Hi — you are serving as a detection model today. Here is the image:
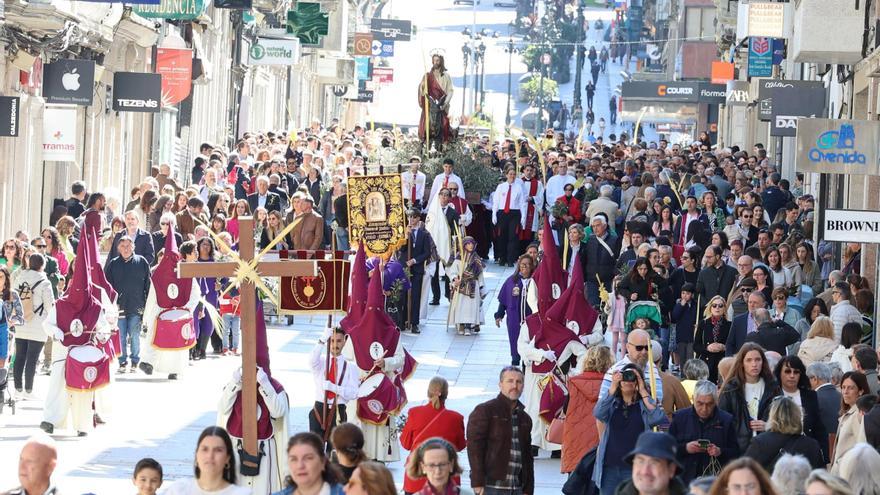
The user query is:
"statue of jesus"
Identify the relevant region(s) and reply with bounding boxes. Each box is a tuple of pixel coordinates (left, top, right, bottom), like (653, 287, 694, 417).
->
(418, 53, 453, 148)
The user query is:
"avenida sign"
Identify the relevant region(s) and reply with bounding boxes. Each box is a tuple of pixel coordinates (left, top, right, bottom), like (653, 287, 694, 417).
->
(796, 118, 880, 176)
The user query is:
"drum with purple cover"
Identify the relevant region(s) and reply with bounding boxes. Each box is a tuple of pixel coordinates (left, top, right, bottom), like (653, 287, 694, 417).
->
(152, 308, 196, 350)
(356, 372, 402, 425)
(65, 345, 111, 392)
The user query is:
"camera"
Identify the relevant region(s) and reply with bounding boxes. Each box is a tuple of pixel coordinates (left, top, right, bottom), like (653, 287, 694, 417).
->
(622, 369, 638, 382)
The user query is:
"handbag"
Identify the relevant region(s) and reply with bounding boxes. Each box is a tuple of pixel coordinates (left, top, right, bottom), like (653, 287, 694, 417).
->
(545, 411, 566, 444)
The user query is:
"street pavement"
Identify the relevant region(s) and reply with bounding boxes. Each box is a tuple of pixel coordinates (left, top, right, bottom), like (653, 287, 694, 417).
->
(0, 260, 571, 494)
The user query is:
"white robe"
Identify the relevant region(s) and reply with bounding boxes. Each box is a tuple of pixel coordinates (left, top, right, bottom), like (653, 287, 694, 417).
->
(94, 287, 119, 419)
(217, 376, 290, 495)
(446, 260, 485, 325)
(41, 306, 111, 434)
(341, 338, 405, 462)
(516, 283, 602, 450)
(427, 173, 465, 210)
(520, 178, 545, 234)
(140, 279, 201, 376)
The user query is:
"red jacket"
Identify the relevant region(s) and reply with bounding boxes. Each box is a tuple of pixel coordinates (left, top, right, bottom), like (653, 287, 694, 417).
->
(555, 195, 582, 223)
(400, 404, 467, 493)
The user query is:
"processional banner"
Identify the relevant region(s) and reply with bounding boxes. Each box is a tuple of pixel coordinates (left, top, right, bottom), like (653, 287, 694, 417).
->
(347, 174, 407, 257)
(278, 250, 350, 314)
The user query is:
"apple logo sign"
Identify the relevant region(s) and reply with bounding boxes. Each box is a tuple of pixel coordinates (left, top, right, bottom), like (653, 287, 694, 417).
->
(62, 68, 81, 92)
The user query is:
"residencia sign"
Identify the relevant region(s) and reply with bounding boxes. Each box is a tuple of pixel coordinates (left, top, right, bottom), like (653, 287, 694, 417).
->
(132, 0, 205, 20)
(824, 209, 880, 244)
(795, 118, 880, 176)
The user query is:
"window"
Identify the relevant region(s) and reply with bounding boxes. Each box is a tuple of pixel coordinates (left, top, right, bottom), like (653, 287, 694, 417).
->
(684, 7, 715, 39)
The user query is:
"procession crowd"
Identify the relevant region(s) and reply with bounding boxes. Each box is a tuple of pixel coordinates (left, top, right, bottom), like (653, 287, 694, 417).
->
(2, 119, 879, 495)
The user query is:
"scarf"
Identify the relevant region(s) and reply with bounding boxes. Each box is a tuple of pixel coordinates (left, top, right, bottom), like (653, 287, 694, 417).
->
(417, 482, 459, 495)
(710, 316, 722, 342)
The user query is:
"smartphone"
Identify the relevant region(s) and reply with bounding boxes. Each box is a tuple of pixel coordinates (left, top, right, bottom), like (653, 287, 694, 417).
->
(698, 439, 710, 450)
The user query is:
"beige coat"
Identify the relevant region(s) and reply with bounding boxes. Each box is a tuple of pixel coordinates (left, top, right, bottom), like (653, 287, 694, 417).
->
(831, 404, 866, 474)
(797, 337, 839, 367)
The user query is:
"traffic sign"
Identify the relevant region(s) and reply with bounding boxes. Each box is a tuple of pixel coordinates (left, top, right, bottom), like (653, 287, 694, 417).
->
(354, 33, 373, 56)
(541, 53, 552, 65)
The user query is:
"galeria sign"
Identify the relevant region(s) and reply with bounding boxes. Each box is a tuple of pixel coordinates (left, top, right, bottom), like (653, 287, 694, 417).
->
(824, 209, 880, 244)
(795, 118, 880, 176)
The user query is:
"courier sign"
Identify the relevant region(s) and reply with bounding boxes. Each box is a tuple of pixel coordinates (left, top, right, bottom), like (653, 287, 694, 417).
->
(658, 85, 693, 96)
(796, 118, 880, 176)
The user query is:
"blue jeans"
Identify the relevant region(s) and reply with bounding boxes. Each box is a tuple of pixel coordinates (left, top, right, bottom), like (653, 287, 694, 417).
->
(222, 314, 241, 350)
(600, 464, 631, 495)
(335, 228, 350, 252)
(118, 314, 142, 366)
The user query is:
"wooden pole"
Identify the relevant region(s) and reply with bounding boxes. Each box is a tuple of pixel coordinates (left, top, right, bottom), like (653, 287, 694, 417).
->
(236, 218, 259, 467)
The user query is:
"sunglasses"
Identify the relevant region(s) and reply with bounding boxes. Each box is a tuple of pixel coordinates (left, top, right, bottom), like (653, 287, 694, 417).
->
(33, 244, 46, 248)
(741, 288, 754, 293)
(628, 343, 649, 352)
(782, 368, 801, 375)
(774, 295, 786, 300)
(711, 303, 725, 308)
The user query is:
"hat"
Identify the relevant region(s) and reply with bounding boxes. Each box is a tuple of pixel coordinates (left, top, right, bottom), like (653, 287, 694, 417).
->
(740, 277, 758, 289)
(624, 432, 682, 471)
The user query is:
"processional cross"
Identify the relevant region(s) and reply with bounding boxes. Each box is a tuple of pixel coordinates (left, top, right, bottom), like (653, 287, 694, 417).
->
(178, 217, 317, 469)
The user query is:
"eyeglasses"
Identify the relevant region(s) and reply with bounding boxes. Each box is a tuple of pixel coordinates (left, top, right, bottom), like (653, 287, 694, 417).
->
(33, 244, 46, 249)
(782, 368, 801, 375)
(711, 303, 725, 308)
(628, 343, 649, 352)
(422, 462, 451, 471)
(774, 295, 786, 300)
(742, 214, 752, 219)
(3, 245, 15, 250)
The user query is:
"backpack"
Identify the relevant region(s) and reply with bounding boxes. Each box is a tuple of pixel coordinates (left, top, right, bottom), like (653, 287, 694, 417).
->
(18, 279, 45, 323)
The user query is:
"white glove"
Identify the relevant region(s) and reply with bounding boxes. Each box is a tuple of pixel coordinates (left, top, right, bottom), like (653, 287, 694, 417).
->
(232, 367, 243, 384)
(324, 380, 339, 394)
(543, 349, 558, 362)
(256, 367, 271, 388)
(321, 326, 334, 342)
(53, 328, 64, 341)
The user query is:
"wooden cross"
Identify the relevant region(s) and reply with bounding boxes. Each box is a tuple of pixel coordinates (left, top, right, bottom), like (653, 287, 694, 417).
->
(177, 217, 318, 468)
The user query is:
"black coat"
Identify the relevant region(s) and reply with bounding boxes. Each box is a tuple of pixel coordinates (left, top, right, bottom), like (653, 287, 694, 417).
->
(694, 318, 731, 383)
(562, 447, 598, 495)
(744, 321, 800, 355)
(744, 431, 824, 472)
(725, 312, 750, 357)
(151, 231, 183, 264)
(400, 226, 432, 277)
(817, 384, 843, 435)
(108, 229, 156, 266)
(247, 191, 282, 214)
(718, 377, 778, 453)
(584, 233, 619, 285)
(696, 263, 738, 308)
(668, 407, 740, 483)
(768, 387, 828, 461)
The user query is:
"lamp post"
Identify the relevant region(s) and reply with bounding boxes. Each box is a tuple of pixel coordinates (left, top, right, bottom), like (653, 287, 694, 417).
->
(536, 51, 551, 135)
(504, 37, 519, 127)
(461, 43, 471, 117)
(477, 41, 487, 112)
(572, 1, 585, 112)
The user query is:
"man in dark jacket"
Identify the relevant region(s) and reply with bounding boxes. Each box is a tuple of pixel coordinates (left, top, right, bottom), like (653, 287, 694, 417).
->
(668, 381, 739, 484)
(247, 176, 282, 213)
(695, 246, 737, 310)
(108, 210, 155, 265)
(726, 291, 766, 357)
(760, 173, 787, 220)
(744, 309, 800, 355)
(613, 432, 688, 495)
(807, 362, 842, 439)
(104, 236, 152, 372)
(584, 214, 619, 307)
(399, 209, 433, 334)
(467, 366, 534, 495)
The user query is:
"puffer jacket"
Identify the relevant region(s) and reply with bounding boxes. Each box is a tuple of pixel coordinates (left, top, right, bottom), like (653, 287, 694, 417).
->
(562, 371, 603, 473)
(718, 377, 778, 454)
(798, 337, 838, 367)
(10, 269, 54, 342)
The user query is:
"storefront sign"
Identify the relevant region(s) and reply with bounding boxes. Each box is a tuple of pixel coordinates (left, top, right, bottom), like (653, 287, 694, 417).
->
(372, 67, 393, 84)
(347, 174, 407, 257)
(795, 118, 880, 175)
(711, 61, 735, 84)
(770, 87, 826, 136)
(748, 37, 773, 77)
(0, 97, 20, 137)
(726, 80, 751, 106)
(372, 39, 394, 57)
(747, 2, 786, 38)
(621, 81, 725, 104)
(132, 0, 205, 19)
(286, 2, 329, 46)
(42, 59, 95, 106)
(112, 72, 161, 113)
(248, 38, 301, 66)
(42, 107, 78, 162)
(355, 56, 371, 81)
(354, 33, 373, 56)
(370, 18, 412, 41)
(156, 48, 193, 106)
(823, 209, 880, 243)
(757, 79, 824, 121)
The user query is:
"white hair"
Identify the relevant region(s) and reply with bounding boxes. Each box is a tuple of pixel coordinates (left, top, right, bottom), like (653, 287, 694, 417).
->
(693, 380, 718, 399)
(644, 187, 657, 201)
(600, 184, 613, 197)
(772, 454, 812, 495)
(838, 444, 880, 495)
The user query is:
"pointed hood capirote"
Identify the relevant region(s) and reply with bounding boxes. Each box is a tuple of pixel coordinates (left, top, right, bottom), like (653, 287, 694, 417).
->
(533, 217, 566, 313)
(55, 220, 103, 347)
(83, 209, 117, 303)
(339, 242, 367, 334)
(546, 254, 599, 338)
(152, 220, 189, 308)
(346, 260, 400, 371)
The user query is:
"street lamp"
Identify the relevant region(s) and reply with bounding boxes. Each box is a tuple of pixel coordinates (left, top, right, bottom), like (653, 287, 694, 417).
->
(477, 41, 487, 112)
(504, 37, 519, 127)
(461, 43, 471, 116)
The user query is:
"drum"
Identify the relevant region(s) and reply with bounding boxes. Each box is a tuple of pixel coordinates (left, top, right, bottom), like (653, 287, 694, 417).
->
(356, 372, 402, 425)
(152, 308, 196, 351)
(98, 330, 120, 360)
(65, 344, 111, 392)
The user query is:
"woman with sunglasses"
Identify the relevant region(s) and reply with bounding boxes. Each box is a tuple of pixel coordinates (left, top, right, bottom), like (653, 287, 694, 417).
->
(40, 227, 69, 278)
(694, 295, 730, 384)
(592, 362, 665, 495)
(719, 343, 778, 453)
(770, 356, 828, 460)
(0, 239, 22, 272)
(830, 371, 869, 474)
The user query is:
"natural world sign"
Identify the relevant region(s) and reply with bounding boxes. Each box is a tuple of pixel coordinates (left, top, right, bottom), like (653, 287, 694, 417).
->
(347, 174, 407, 257)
